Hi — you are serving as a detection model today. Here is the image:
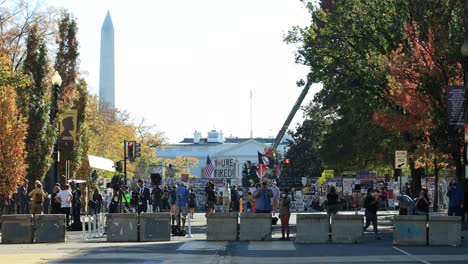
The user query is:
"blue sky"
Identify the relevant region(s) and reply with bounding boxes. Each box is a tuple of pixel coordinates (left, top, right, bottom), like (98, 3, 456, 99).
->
(47, 0, 321, 143)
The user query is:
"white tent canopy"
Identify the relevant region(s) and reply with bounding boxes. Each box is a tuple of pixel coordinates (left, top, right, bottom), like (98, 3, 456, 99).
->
(88, 155, 115, 172)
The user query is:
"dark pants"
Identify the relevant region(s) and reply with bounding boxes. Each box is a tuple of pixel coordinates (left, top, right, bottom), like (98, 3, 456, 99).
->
(61, 207, 71, 227)
(153, 200, 161, 212)
(364, 212, 378, 234)
(399, 208, 408, 215)
(138, 205, 147, 214)
(17, 202, 29, 214)
(448, 206, 464, 217)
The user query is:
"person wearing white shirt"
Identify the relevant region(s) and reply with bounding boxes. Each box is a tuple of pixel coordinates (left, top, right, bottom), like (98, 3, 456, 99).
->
(55, 184, 73, 228)
(222, 183, 231, 213)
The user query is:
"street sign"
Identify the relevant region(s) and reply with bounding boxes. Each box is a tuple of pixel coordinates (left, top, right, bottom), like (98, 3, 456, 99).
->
(395, 150, 407, 169)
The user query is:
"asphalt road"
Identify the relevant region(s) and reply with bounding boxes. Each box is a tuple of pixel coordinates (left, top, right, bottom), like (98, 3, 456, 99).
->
(1, 213, 467, 264)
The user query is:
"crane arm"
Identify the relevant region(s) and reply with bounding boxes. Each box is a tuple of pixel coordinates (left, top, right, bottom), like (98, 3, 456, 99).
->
(271, 79, 312, 151)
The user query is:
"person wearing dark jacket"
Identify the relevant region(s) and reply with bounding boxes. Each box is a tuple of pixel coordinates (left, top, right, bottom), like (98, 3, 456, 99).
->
(447, 178, 464, 218)
(363, 188, 381, 240)
(135, 179, 151, 214)
(415, 188, 431, 218)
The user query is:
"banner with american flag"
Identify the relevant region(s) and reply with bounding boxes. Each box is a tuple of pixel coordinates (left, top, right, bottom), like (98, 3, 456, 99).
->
(204, 155, 214, 177)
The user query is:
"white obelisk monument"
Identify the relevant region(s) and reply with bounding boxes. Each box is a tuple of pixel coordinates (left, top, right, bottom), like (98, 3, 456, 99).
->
(99, 11, 115, 109)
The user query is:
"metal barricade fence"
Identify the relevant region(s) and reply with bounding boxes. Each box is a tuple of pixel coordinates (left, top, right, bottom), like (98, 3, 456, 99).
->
(81, 213, 105, 240)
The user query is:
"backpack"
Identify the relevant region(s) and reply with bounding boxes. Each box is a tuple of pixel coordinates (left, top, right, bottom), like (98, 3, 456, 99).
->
(35, 192, 44, 204)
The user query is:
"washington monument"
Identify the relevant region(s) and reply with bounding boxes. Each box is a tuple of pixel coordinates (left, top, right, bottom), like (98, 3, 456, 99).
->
(99, 11, 115, 109)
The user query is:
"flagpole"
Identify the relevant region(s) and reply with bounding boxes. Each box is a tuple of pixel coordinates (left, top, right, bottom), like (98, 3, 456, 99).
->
(250, 89, 253, 139)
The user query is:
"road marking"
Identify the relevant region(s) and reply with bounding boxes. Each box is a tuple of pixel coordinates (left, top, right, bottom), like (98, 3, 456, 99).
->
(177, 241, 226, 251)
(392, 246, 431, 264)
(248, 241, 296, 251)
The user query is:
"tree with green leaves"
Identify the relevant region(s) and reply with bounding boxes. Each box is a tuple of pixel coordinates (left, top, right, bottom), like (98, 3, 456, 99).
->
(285, 102, 326, 178)
(286, 0, 407, 172)
(54, 10, 81, 181)
(20, 25, 55, 183)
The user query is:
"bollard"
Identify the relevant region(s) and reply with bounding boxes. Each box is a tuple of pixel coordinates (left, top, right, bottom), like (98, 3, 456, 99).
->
(93, 215, 97, 237)
(81, 215, 87, 241)
(185, 214, 192, 238)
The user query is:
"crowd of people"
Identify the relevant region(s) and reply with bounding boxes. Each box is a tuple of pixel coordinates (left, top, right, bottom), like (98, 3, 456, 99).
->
(7, 179, 78, 229)
(4, 175, 465, 241)
(396, 178, 466, 220)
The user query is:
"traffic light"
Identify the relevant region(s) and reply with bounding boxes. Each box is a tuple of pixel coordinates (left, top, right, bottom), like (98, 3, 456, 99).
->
(115, 161, 123, 172)
(284, 158, 290, 165)
(135, 142, 141, 157)
(127, 141, 135, 162)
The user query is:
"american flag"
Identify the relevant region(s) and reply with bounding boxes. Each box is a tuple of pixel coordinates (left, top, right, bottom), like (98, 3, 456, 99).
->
(204, 155, 214, 177)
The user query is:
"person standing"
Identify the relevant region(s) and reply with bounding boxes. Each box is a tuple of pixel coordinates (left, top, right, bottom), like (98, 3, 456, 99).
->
(415, 188, 431, 217)
(56, 184, 73, 228)
(205, 181, 216, 214)
(136, 179, 151, 214)
(175, 182, 190, 229)
(230, 185, 239, 212)
(253, 182, 273, 213)
(363, 188, 381, 240)
(447, 178, 464, 217)
(397, 193, 413, 215)
(92, 188, 103, 214)
(270, 182, 280, 216)
(279, 189, 291, 240)
(16, 179, 29, 214)
(169, 184, 177, 214)
(222, 183, 231, 213)
(50, 184, 62, 214)
(246, 192, 253, 212)
(188, 187, 197, 219)
(161, 186, 170, 212)
(28, 182, 47, 215)
(151, 185, 163, 212)
(326, 186, 339, 217)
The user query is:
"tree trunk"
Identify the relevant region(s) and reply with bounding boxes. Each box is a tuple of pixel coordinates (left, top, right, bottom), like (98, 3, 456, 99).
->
(409, 158, 421, 198)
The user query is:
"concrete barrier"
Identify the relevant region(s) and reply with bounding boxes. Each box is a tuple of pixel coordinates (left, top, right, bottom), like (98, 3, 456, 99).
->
(428, 216, 461, 246)
(34, 214, 66, 243)
(207, 213, 238, 241)
(106, 213, 138, 242)
(239, 213, 271, 241)
(393, 215, 427, 245)
(296, 213, 329, 243)
(331, 214, 363, 243)
(1, 214, 34, 244)
(139, 213, 171, 242)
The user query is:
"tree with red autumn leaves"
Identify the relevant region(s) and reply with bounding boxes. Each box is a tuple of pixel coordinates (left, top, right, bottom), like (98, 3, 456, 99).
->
(373, 21, 463, 199)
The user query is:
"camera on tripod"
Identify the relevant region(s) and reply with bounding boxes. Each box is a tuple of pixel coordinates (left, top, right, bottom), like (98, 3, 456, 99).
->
(111, 175, 125, 191)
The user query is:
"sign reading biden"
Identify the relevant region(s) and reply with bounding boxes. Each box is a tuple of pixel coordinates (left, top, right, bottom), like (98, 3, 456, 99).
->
(213, 158, 236, 178)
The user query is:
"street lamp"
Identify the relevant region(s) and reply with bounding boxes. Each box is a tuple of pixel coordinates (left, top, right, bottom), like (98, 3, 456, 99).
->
(52, 71, 62, 185)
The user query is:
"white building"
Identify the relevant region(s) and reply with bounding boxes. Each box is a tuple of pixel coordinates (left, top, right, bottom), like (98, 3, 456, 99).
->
(156, 130, 288, 184)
